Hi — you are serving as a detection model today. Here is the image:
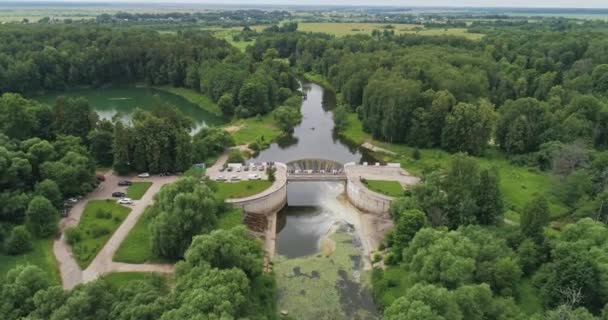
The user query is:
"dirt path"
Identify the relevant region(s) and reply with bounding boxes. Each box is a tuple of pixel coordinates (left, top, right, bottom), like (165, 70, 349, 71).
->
(54, 172, 178, 289)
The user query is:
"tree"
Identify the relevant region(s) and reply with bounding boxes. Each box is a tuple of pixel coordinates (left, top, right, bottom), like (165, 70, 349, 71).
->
(391, 209, 427, 261)
(521, 196, 550, 244)
(4, 226, 32, 255)
(218, 93, 235, 117)
(0, 265, 50, 320)
(87, 123, 114, 167)
(442, 101, 496, 156)
(443, 154, 480, 228)
(273, 105, 302, 132)
(496, 98, 549, 154)
(475, 168, 503, 225)
(518, 239, 542, 275)
(25, 196, 58, 237)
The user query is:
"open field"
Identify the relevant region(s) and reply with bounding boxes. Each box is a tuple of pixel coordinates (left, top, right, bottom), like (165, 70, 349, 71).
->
(212, 180, 273, 199)
(70, 200, 131, 268)
(362, 179, 405, 197)
(0, 238, 60, 285)
(200, 25, 267, 51)
(341, 113, 569, 220)
(297, 22, 483, 40)
(228, 114, 283, 146)
(127, 182, 153, 200)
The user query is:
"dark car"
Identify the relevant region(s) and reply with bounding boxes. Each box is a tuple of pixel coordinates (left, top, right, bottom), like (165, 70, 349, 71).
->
(61, 208, 69, 218)
(112, 191, 126, 198)
(118, 180, 132, 186)
(96, 174, 106, 182)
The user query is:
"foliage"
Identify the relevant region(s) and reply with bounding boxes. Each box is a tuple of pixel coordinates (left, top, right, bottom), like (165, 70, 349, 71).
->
(4, 226, 32, 255)
(25, 196, 58, 237)
(273, 105, 302, 132)
(149, 178, 221, 260)
(520, 196, 550, 244)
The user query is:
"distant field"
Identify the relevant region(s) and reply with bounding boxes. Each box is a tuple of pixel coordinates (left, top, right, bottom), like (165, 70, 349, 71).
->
(200, 25, 267, 52)
(297, 22, 483, 40)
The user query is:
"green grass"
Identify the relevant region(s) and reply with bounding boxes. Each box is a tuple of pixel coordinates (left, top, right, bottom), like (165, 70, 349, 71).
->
(297, 22, 483, 40)
(372, 266, 414, 309)
(213, 180, 273, 199)
(157, 86, 223, 116)
(218, 208, 244, 230)
(362, 179, 405, 197)
(303, 72, 333, 90)
(126, 182, 153, 200)
(201, 26, 267, 52)
(0, 238, 60, 285)
(71, 200, 131, 269)
(113, 209, 160, 264)
(102, 272, 170, 289)
(340, 112, 569, 220)
(515, 279, 543, 315)
(227, 114, 283, 146)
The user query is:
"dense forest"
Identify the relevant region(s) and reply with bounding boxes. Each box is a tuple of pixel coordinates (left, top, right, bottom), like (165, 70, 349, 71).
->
(3, 10, 608, 320)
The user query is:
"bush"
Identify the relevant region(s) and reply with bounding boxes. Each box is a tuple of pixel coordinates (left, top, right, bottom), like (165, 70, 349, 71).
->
(95, 208, 112, 219)
(65, 227, 82, 245)
(5, 226, 32, 255)
(412, 148, 421, 160)
(90, 225, 111, 238)
(227, 149, 245, 164)
(373, 252, 382, 263)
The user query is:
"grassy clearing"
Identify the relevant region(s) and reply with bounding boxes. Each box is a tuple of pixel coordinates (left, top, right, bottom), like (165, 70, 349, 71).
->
(362, 179, 405, 197)
(212, 180, 273, 199)
(70, 200, 131, 268)
(201, 26, 267, 52)
(102, 272, 170, 289)
(157, 86, 223, 116)
(227, 114, 283, 146)
(297, 22, 483, 40)
(218, 208, 244, 230)
(303, 72, 333, 90)
(127, 182, 152, 200)
(0, 238, 60, 285)
(340, 113, 569, 220)
(372, 266, 414, 309)
(113, 209, 159, 264)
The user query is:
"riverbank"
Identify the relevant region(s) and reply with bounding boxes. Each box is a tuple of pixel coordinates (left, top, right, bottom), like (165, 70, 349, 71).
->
(338, 111, 569, 221)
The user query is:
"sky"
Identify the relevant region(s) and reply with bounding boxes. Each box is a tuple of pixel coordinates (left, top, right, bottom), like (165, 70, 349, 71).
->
(20, 0, 608, 9)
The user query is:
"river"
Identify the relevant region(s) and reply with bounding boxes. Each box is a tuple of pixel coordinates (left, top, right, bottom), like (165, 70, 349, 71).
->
(252, 83, 379, 319)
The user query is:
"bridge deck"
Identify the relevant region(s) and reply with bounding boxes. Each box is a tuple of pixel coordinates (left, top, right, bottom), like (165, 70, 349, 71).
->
(287, 174, 347, 182)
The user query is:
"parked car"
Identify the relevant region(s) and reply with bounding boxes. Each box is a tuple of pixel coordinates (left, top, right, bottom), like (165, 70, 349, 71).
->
(219, 167, 226, 172)
(227, 167, 233, 172)
(118, 198, 133, 205)
(230, 175, 241, 181)
(244, 166, 249, 172)
(61, 208, 69, 218)
(118, 180, 132, 186)
(66, 198, 78, 204)
(248, 174, 261, 180)
(112, 191, 126, 198)
(216, 175, 226, 182)
(258, 166, 265, 171)
(138, 173, 150, 178)
(236, 166, 242, 172)
(96, 174, 106, 182)
(63, 202, 73, 209)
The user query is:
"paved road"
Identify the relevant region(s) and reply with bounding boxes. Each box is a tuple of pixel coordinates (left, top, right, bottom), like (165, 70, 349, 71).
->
(54, 171, 177, 289)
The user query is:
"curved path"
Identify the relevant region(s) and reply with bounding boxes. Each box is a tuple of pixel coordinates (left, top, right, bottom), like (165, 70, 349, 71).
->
(54, 171, 177, 289)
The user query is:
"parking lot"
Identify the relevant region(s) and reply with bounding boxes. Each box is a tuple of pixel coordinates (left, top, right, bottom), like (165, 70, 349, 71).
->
(206, 157, 275, 182)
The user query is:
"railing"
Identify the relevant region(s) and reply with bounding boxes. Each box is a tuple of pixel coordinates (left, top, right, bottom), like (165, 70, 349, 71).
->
(287, 173, 347, 181)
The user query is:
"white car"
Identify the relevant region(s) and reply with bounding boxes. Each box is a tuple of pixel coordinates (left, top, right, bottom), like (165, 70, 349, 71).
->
(248, 174, 261, 180)
(216, 175, 226, 182)
(230, 175, 241, 182)
(118, 198, 133, 205)
(138, 173, 150, 178)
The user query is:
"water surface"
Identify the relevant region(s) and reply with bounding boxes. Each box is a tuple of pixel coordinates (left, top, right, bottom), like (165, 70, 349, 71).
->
(33, 87, 224, 133)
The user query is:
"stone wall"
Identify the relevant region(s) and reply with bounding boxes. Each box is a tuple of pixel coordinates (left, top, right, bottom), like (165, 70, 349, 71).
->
(345, 178, 393, 214)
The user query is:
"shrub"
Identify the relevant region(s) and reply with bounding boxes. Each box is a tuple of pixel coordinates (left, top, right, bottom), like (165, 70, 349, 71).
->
(65, 227, 82, 245)
(5, 226, 32, 255)
(412, 148, 421, 160)
(95, 208, 112, 219)
(90, 225, 111, 238)
(227, 150, 245, 164)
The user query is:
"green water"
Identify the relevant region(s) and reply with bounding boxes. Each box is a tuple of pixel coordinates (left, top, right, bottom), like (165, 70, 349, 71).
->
(33, 87, 224, 133)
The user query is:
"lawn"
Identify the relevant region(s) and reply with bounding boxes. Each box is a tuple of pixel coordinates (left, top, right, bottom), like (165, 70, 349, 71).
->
(340, 112, 569, 220)
(297, 22, 483, 40)
(113, 209, 159, 264)
(69, 200, 131, 268)
(127, 182, 153, 200)
(362, 179, 405, 197)
(218, 208, 244, 230)
(157, 86, 223, 116)
(227, 114, 283, 146)
(102, 272, 169, 289)
(0, 238, 60, 285)
(213, 180, 273, 199)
